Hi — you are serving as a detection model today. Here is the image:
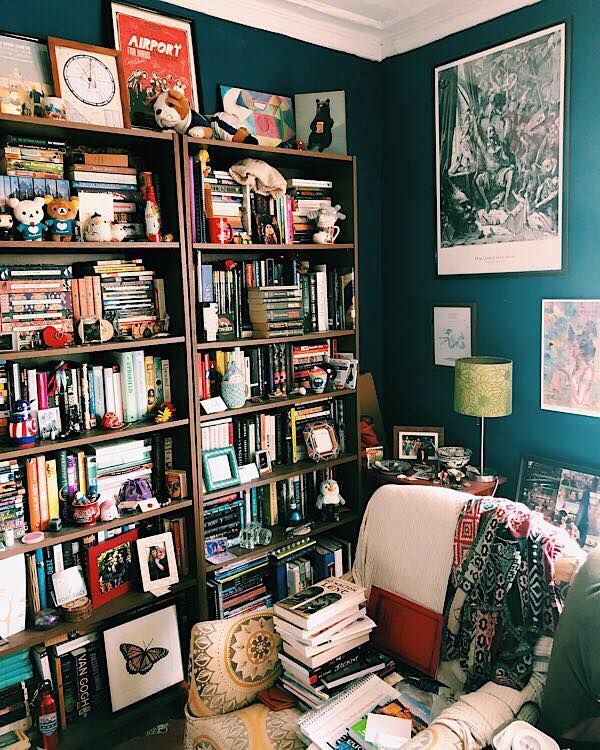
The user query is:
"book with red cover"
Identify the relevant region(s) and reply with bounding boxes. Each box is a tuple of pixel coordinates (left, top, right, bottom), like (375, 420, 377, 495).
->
(367, 586, 443, 677)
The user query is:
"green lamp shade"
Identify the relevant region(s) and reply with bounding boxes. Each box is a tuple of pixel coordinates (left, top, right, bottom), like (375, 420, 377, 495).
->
(454, 357, 513, 418)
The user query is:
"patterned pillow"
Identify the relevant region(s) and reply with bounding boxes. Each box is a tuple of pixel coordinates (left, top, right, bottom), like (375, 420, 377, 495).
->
(187, 609, 282, 717)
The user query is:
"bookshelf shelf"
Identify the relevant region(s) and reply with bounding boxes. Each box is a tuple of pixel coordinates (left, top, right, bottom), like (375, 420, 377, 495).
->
(205, 511, 360, 572)
(0, 418, 189, 460)
(198, 388, 355, 422)
(186, 135, 353, 162)
(197, 329, 355, 351)
(202, 452, 358, 502)
(0, 336, 186, 361)
(194, 243, 354, 251)
(0, 499, 193, 561)
(0, 577, 196, 657)
(0, 241, 179, 251)
(0, 112, 172, 142)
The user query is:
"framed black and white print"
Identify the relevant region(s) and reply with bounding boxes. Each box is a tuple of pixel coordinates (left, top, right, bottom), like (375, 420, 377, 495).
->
(433, 303, 476, 366)
(435, 23, 568, 275)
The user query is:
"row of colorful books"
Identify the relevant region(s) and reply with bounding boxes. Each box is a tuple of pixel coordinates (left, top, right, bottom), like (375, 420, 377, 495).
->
(0, 136, 65, 179)
(200, 399, 347, 465)
(203, 466, 338, 543)
(0, 650, 34, 738)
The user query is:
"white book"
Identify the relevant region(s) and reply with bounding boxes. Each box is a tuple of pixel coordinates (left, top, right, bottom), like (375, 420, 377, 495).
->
(113, 371, 124, 423)
(96, 448, 152, 470)
(314, 267, 329, 331)
(69, 170, 137, 185)
(274, 606, 365, 646)
(92, 365, 105, 420)
(132, 349, 147, 420)
(103, 367, 116, 414)
(52, 542, 64, 573)
(274, 577, 366, 632)
(279, 616, 376, 658)
(53, 631, 98, 657)
(283, 633, 370, 670)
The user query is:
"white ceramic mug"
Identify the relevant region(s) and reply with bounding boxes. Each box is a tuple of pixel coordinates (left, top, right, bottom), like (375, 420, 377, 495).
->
(313, 226, 340, 244)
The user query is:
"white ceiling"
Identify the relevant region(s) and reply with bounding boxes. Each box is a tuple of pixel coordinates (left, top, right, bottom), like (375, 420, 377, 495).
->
(174, 0, 541, 60)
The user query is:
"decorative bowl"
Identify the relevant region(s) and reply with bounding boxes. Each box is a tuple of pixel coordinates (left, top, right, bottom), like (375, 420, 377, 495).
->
(437, 446, 472, 470)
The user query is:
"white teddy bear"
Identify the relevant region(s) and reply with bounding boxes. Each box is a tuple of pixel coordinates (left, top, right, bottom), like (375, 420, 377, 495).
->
(8, 197, 47, 241)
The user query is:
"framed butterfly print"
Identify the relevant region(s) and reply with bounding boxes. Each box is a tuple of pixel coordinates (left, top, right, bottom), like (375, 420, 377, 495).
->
(87, 529, 138, 608)
(103, 605, 184, 711)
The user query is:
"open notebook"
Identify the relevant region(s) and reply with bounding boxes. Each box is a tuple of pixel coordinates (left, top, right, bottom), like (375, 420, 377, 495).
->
(297, 674, 400, 750)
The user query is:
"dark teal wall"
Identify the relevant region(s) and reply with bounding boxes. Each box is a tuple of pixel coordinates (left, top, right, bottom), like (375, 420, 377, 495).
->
(4, 1, 383, 380)
(381, 0, 600, 495)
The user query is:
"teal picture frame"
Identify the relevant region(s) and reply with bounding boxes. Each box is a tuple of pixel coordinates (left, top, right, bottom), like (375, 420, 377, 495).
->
(202, 446, 240, 492)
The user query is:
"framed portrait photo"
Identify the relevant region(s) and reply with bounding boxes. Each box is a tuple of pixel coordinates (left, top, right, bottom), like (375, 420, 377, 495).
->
(0, 32, 54, 116)
(541, 299, 600, 418)
(202, 446, 240, 493)
(516, 454, 600, 551)
(87, 529, 138, 608)
(48, 37, 130, 128)
(435, 23, 568, 276)
(136, 532, 178, 593)
(111, 1, 200, 129)
(393, 426, 444, 460)
(433, 304, 476, 366)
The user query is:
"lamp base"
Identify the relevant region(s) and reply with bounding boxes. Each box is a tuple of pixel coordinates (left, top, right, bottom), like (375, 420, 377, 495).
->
(467, 467, 499, 483)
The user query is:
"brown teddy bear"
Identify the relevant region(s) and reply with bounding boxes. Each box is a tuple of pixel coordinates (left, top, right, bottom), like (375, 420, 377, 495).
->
(44, 196, 79, 242)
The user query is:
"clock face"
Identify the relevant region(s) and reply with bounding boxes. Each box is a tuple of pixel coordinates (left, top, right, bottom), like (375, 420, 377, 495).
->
(63, 54, 116, 107)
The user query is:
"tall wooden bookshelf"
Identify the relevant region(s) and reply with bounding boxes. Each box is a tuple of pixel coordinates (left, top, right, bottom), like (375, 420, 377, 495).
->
(0, 115, 198, 745)
(181, 136, 362, 618)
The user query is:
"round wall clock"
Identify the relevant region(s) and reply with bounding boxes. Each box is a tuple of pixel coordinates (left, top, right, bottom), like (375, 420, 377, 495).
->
(63, 54, 116, 107)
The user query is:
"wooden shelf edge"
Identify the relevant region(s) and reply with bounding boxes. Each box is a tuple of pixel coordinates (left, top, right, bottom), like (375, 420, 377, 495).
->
(0, 241, 179, 251)
(198, 388, 356, 422)
(186, 135, 353, 162)
(0, 578, 196, 656)
(0, 418, 189, 460)
(201, 452, 358, 502)
(197, 329, 355, 351)
(0, 499, 194, 561)
(205, 512, 360, 572)
(0, 336, 186, 361)
(194, 243, 354, 251)
(0, 112, 174, 141)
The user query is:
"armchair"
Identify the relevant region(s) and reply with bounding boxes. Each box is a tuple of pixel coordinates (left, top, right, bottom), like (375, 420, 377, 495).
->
(184, 610, 302, 750)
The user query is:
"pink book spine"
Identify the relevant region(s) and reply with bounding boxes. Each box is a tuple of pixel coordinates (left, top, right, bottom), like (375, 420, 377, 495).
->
(36, 372, 48, 409)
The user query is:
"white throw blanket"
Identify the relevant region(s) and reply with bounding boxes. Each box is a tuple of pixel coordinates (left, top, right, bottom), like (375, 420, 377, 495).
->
(229, 158, 287, 199)
(352, 485, 468, 614)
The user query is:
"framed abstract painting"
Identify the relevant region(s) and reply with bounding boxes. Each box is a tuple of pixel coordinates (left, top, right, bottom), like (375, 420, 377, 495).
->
(435, 23, 568, 275)
(220, 86, 295, 147)
(541, 299, 599, 418)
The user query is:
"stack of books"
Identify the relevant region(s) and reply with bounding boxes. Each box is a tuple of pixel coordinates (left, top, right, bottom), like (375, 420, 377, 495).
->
(0, 650, 34, 736)
(273, 577, 378, 708)
(0, 136, 65, 179)
(206, 169, 246, 238)
(0, 263, 74, 350)
(203, 495, 246, 545)
(248, 285, 304, 339)
(72, 259, 166, 338)
(161, 514, 189, 575)
(287, 178, 333, 244)
(207, 552, 272, 619)
(92, 438, 153, 506)
(0, 460, 26, 541)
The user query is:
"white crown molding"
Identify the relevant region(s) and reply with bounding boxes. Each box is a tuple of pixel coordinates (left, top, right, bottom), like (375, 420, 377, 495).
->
(171, 0, 541, 61)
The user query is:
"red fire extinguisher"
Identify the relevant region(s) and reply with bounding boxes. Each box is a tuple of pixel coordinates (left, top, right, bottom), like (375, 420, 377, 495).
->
(34, 680, 59, 750)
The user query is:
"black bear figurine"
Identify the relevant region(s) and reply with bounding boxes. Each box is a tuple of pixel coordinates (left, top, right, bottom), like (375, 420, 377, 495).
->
(308, 98, 334, 152)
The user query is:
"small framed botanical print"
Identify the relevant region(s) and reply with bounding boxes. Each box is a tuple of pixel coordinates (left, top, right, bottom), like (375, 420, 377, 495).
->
(432, 303, 476, 367)
(48, 37, 130, 128)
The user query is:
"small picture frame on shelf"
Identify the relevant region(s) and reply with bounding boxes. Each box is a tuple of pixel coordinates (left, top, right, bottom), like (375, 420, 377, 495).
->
(432, 304, 476, 367)
(202, 446, 240, 492)
(255, 449, 272, 476)
(86, 529, 138, 608)
(37, 407, 61, 440)
(303, 421, 340, 462)
(393, 426, 445, 460)
(136, 532, 179, 594)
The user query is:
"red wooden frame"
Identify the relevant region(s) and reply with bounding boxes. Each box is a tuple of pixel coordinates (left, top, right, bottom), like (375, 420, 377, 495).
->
(87, 528, 138, 608)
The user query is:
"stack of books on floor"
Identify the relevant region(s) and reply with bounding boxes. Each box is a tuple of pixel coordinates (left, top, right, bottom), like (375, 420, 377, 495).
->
(0, 649, 34, 737)
(247, 285, 303, 339)
(274, 577, 382, 708)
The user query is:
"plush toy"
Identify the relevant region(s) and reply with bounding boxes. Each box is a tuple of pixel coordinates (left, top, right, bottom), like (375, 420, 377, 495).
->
(44, 196, 79, 242)
(308, 98, 334, 152)
(83, 213, 112, 243)
(8, 197, 46, 241)
(0, 213, 14, 240)
(153, 88, 212, 138)
(316, 478, 345, 521)
(210, 112, 258, 144)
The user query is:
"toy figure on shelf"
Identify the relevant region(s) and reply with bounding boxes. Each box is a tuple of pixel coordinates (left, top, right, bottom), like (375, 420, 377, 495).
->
(8, 197, 47, 241)
(140, 172, 162, 243)
(8, 399, 37, 447)
(102, 412, 123, 430)
(44, 196, 79, 242)
(0, 214, 13, 240)
(83, 213, 112, 243)
(316, 478, 345, 522)
(308, 204, 346, 244)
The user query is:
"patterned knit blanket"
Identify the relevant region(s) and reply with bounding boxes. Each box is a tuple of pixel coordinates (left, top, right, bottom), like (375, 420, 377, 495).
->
(444, 497, 564, 692)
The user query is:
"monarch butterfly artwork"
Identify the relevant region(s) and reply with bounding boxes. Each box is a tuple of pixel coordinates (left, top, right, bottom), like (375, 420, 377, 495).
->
(119, 642, 169, 675)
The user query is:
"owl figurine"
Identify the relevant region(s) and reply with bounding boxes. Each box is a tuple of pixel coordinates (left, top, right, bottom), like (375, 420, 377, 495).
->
(316, 479, 345, 521)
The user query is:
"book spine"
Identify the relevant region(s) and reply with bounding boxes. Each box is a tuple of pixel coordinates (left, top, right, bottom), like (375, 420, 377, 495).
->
(45, 459, 60, 520)
(144, 356, 156, 413)
(36, 454, 49, 530)
(102, 367, 116, 414)
(161, 359, 171, 402)
(26, 457, 41, 531)
(84, 455, 98, 495)
(92, 366, 105, 420)
(153, 356, 164, 404)
(72, 647, 92, 719)
(87, 367, 97, 428)
(117, 353, 137, 423)
(35, 548, 47, 609)
(55, 450, 69, 521)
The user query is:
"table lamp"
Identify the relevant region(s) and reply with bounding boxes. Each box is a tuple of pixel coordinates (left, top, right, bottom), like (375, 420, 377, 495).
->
(454, 357, 512, 482)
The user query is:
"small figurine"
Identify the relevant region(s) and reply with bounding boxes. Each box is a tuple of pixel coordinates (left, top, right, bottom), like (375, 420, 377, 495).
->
(308, 366, 327, 394)
(42, 325, 70, 349)
(83, 213, 112, 243)
(44, 196, 79, 242)
(99, 497, 119, 522)
(9, 399, 37, 446)
(111, 223, 127, 242)
(155, 401, 176, 423)
(0, 214, 14, 240)
(316, 478, 345, 521)
(437, 469, 449, 486)
(102, 412, 123, 430)
(8, 197, 47, 241)
(415, 444, 428, 465)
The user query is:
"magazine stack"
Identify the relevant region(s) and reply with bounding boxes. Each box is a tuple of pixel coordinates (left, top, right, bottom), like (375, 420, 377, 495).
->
(274, 577, 393, 708)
